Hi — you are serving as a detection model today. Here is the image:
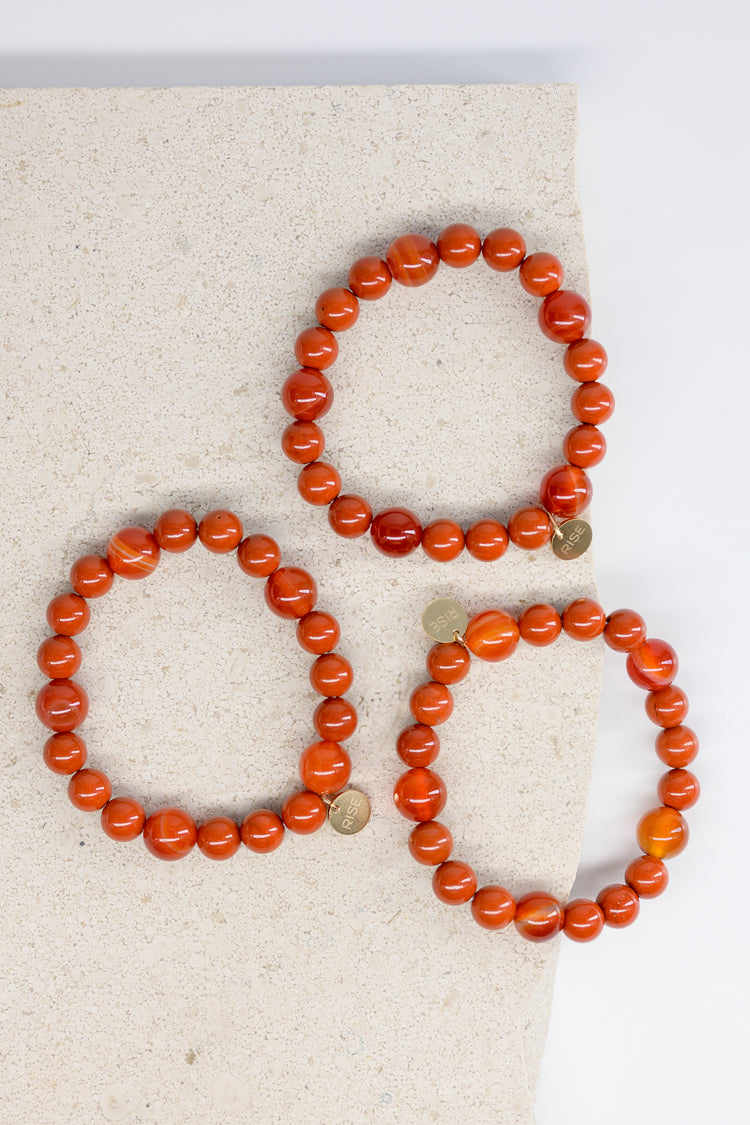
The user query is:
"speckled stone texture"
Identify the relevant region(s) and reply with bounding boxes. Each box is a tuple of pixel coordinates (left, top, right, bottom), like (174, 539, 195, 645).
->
(0, 86, 600, 1123)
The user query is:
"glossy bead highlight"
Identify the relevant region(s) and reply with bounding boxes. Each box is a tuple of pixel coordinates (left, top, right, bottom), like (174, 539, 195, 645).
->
(437, 223, 481, 267)
(538, 289, 591, 344)
(514, 892, 563, 942)
(471, 886, 516, 930)
(153, 509, 198, 552)
(409, 820, 453, 865)
(46, 593, 90, 637)
(70, 554, 115, 597)
(432, 860, 477, 904)
(370, 508, 422, 557)
(143, 807, 198, 860)
(36, 679, 89, 732)
(393, 767, 447, 822)
(241, 809, 285, 853)
(636, 806, 688, 859)
(264, 567, 317, 619)
(281, 367, 333, 421)
(386, 233, 440, 287)
(106, 527, 160, 579)
(465, 609, 520, 662)
(198, 509, 243, 553)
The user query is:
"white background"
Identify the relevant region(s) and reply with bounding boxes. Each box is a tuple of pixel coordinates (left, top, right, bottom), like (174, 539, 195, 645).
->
(2, 2, 749, 1121)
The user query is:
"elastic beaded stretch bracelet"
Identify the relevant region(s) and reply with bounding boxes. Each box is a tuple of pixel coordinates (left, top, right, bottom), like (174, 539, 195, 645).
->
(36, 508, 370, 860)
(281, 224, 614, 563)
(393, 596, 698, 942)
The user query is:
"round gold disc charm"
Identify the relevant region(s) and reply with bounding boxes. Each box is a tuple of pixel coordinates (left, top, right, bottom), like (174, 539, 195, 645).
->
(421, 598, 469, 644)
(551, 518, 592, 561)
(328, 790, 371, 835)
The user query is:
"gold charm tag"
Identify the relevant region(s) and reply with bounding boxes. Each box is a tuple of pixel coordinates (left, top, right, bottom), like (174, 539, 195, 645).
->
(551, 518, 592, 561)
(328, 789, 371, 835)
(421, 598, 469, 644)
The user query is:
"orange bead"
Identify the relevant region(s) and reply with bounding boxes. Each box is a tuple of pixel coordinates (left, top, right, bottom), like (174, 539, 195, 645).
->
(328, 494, 373, 537)
(646, 685, 688, 728)
(571, 381, 615, 424)
(482, 227, 526, 272)
(313, 697, 358, 742)
(437, 223, 481, 267)
(409, 681, 454, 725)
(347, 255, 392, 300)
(297, 461, 341, 506)
(597, 883, 640, 927)
(299, 740, 351, 795)
(101, 797, 146, 842)
(409, 820, 453, 865)
(464, 609, 519, 662)
(563, 424, 606, 468)
(386, 233, 440, 287)
(264, 566, 317, 619)
(396, 724, 440, 767)
(46, 592, 90, 637)
(70, 554, 114, 597)
(196, 817, 240, 859)
(471, 885, 516, 930)
(540, 464, 592, 519)
(655, 725, 699, 768)
(143, 807, 197, 860)
(153, 509, 198, 552)
(237, 534, 281, 578)
(310, 652, 353, 697)
(465, 518, 509, 561)
(68, 768, 111, 811)
(107, 526, 160, 579)
(297, 611, 340, 655)
(562, 598, 606, 640)
(433, 860, 477, 905)
(198, 509, 243, 553)
(68, 767, 110, 811)
(658, 769, 700, 811)
(564, 338, 608, 382)
(36, 679, 88, 731)
(37, 635, 82, 679)
(538, 289, 591, 344)
(393, 767, 447, 822)
(563, 899, 604, 943)
(294, 325, 338, 370)
(518, 604, 562, 646)
(507, 506, 552, 549)
(514, 892, 563, 942)
(421, 519, 465, 561)
(370, 507, 422, 556)
(637, 806, 688, 859)
(315, 287, 359, 331)
(426, 642, 471, 685)
(241, 808, 285, 853)
(281, 790, 327, 834)
(281, 419, 325, 464)
(627, 639, 678, 690)
(625, 855, 669, 898)
(603, 609, 647, 652)
(43, 731, 87, 774)
(281, 367, 333, 421)
(519, 252, 563, 296)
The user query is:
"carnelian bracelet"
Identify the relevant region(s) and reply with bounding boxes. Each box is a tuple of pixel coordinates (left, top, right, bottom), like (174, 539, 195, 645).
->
(393, 597, 699, 941)
(281, 224, 614, 563)
(35, 508, 370, 860)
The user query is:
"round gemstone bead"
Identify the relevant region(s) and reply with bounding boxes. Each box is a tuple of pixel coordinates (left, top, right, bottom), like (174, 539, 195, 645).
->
(396, 724, 440, 768)
(313, 698, 358, 742)
(281, 419, 325, 464)
(519, 252, 563, 296)
(294, 325, 338, 370)
(657, 768, 700, 811)
(101, 796, 146, 842)
(46, 593, 90, 636)
(471, 886, 516, 930)
(426, 642, 471, 685)
(655, 726, 698, 768)
(328, 494, 373, 538)
(437, 223, 481, 267)
(564, 338, 607, 382)
(408, 820, 453, 865)
(237, 534, 281, 578)
(627, 639, 678, 690)
(514, 892, 563, 942)
(482, 228, 526, 271)
(310, 653, 353, 697)
(409, 681, 454, 726)
(43, 731, 87, 774)
(264, 567, 317, 619)
(562, 598, 606, 640)
(507, 507, 552, 549)
(645, 685, 689, 728)
(315, 287, 359, 331)
(296, 611, 340, 655)
(518, 604, 562, 647)
(540, 464, 592, 519)
(143, 807, 197, 860)
(70, 554, 115, 597)
(281, 367, 333, 421)
(563, 899, 604, 943)
(538, 289, 591, 343)
(198, 509, 243, 553)
(68, 768, 111, 811)
(571, 381, 615, 424)
(433, 860, 477, 904)
(393, 767, 447, 822)
(299, 740, 351, 795)
(563, 424, 606, 468)
(464, 609, 520, 662)
(636, 806, 688, 859)
(153, 510, 198, 553)
(465, 518, 509, 560)
(37, 635, 82, 679)
(347, 256, 392, 300)
(421, 519, 465, 562)
(625, 855, 669, 898)
(597, 884, 640, 927)
(603, 609, 647, 652)
(240, 809, 285, 853)
(297, 461, 341, 506)
(107, 527, 160, 579)
(281, 790, 327, 834)
(370, 508, 422, 557)
(386, 233, 440, 286)
(196, 817, 240, 860)
(36, 679, 89, 732)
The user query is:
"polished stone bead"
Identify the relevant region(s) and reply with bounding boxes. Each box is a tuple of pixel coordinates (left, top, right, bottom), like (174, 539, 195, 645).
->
(296, 611, 340, 655)
(393, 767, 447, 822)
(386, 233, 440, 286)
(315, 287, 359, 331)
(518, 604, 562, 646)
(107, 527, 160, 579)
(281, 790, 328, 834)
(426, 642, 471, 685)
(596, 884, 640, 927)
(564, 338, 608, 382)
(281, 367, 333, 421)
(347, 256, 392, 300)
(645, 685, 688, 728)
(421, 519, 465, 561)
(46, 592, 90, 637)
(655, 725, 699, 768)
(464, 609, 520, 662)
(153, 509, 198, 552)
(636, 806, 688, 859)
(328, 494, 373, 537)
(281, 419, 326, 463)
(299, 740, 351, 795)
(143, 807, 198, 860)
(409, 820, 454, 865)
(294, 325, 338, 370)
(471, 885, 516, 930)
(540, 464, 592, 518)
(68, 767, 111, 811)
(482, 228, 526, 271)
(237, 534, 281, 578)
(563, 899, 604, 942)
(370, 507, 422, 556)
(563, 424, 606, 468)
(396, 724, 440, 768)
(465, 518, 509, 560)
(409, 681, 454, 725)
(571, 381, 615, 424)
(514, 892, 564, 942)
(101, 797, 146, 842)
(196, 817, 240, 859)
(70, 554, 115, 597)
(562, 598, 606, 640)
(627, 639, 678, 690)
(310, 652, 353, 697)
(437, 223, 481, 267)
(625, 855, 669, 898)
(519, 252, 563, 296)
(43, 731, 87, 774)
(297, 461, 342, 506)
(538, 289, 591, 343)
(36, 679, 89, 731)
(657, 769, 700, 811)
(313, 697, 358, 742)
(264, 567, 317, 619)
(507, 506, 552, 549)
(603, 609, 647, 652)
(433, 860, 477, 904)
(241, 808, 285, 853)
(37, 635, 82, 679)
(198, 509, 243, 553)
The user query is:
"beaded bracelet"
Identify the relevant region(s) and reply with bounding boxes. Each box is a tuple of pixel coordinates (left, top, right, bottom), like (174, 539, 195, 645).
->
(36, 508, 370, 860)
(393, 596, 698, 941)
(281, 224, 614, 563)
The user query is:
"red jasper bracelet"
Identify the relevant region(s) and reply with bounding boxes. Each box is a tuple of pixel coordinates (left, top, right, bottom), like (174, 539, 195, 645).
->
(393, 597, 698, 941)
(36, 508, 369, 860)
(281, 224, 614, 563)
